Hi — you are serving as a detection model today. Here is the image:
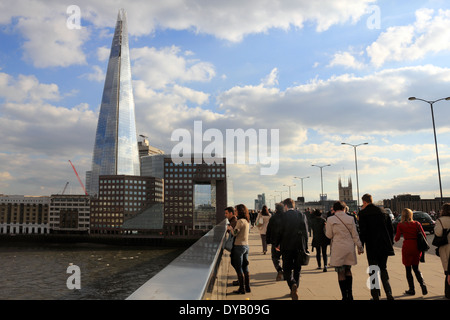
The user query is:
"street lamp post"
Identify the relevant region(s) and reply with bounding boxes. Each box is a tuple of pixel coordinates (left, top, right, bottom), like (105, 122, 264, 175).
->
(294, 176, 310, 200)
(283, 184, 296, 199)
(341, 142, 368, 208)
(408, 96, 450, 205)
(311, 164, 331, 202)
(274, 190, 285, 202)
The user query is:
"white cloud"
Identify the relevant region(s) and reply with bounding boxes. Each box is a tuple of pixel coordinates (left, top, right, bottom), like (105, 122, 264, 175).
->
(367, 8, 450, 67)
(0, 72, 60, 102)
(131, 46, 216, 89)
(261, 68, 279, 87)
(0, 73, 96, 157)
(81, 65, 106, 82)
(328, 51, 366, 69)
(16, 14, 89, 68)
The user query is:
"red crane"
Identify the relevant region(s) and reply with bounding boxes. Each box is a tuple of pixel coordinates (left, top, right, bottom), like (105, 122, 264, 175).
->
(68, 160, 88, 196)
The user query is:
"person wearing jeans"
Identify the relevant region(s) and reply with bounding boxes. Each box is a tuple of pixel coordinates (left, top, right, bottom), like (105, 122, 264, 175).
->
(229, 204, 251, 294)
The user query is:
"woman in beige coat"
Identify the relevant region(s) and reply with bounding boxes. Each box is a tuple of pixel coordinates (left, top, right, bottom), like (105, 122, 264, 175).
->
(326, 201, 364, 300)
(434, 203, 450, 299)
(256, 206, 272, 254)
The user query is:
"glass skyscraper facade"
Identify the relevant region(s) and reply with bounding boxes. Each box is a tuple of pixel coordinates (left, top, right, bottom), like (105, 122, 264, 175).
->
(87, 9, 140, 196)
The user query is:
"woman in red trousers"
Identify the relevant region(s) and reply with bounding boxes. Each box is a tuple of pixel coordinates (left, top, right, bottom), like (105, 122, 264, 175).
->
(394, 208, 428, 295)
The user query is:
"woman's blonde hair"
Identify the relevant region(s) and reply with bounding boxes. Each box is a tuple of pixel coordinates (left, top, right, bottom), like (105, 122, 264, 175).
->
(401, 208, 414, 223)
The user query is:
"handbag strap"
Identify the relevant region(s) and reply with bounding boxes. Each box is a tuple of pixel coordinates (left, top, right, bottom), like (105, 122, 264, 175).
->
(335, 214, 353, 235)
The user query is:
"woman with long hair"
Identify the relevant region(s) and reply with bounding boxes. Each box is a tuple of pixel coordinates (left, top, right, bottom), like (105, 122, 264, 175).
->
(230, 204, 251, 294)
(256, 205, 272, 254)
(394, 208, 428, 295)
(311, 209, 330, 272)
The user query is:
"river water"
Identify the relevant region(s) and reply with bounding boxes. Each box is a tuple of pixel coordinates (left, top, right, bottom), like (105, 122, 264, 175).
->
(0, 242, 186, 300)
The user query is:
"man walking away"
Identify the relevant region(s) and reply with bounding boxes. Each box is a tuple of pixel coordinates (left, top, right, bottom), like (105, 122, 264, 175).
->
(266, 203, 284, 281)
(275, 198, 309, 300)
(358, 194, 395, 300)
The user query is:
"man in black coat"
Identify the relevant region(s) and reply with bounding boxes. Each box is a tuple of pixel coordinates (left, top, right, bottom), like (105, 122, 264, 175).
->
(274, 198, 309, 300)
(266, 202, 284, 281)
(358, 193, 395, 300)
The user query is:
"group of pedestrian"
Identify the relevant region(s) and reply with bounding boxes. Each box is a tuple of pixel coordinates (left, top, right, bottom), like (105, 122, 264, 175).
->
(225, 194, 450, 300)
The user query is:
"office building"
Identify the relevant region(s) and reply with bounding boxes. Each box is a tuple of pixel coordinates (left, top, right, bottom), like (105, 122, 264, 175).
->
(87, 9, 140, 196)
(49, 194, 90, 234)
(163, 156, 227, 237)
(254, 193, 266, 211)
(138, 136, 164, 158)
(383, 194, 450, 216)
(0, 195, 50, 234)
(90, 175, 163, 234)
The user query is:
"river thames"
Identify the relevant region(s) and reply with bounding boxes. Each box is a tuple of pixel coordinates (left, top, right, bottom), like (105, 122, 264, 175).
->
(0, 241, 187, 300)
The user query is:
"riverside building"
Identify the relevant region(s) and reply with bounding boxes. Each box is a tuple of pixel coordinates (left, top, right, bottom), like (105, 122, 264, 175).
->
(0, 195, 50, 234)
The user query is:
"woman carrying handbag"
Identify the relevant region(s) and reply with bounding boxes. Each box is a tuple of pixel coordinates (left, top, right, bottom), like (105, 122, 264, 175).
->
(394, 208, 428, 295)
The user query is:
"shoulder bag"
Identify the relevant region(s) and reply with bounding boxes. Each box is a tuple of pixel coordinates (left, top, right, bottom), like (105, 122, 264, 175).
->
(224, 232, 234, 252)
(432, 219, 449, 247)
(297, 211, 310, 266)
(416, 222, 430, 252)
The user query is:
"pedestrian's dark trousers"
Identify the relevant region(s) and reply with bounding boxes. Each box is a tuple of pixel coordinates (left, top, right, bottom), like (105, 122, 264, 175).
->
(282, 250, 302, 289)
(368, 254, 392, 299)
(271, 245, 282, 272)
(314, 245, 328, 268)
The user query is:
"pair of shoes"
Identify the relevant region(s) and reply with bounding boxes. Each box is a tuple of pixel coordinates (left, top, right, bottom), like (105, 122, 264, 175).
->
(404, 289, 415, 295)
(323, 267, 327, 272)
(276, 271, 283, 281)
(290, 284, 298, 300)
(386, 293, 394, 300)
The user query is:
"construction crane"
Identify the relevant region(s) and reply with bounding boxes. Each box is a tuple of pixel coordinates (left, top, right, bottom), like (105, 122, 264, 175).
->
(62, 182, 69, 194)
(68, 160, 88, 196)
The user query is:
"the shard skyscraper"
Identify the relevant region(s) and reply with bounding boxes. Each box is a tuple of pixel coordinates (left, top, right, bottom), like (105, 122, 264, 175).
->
(87, 9, 140, 196)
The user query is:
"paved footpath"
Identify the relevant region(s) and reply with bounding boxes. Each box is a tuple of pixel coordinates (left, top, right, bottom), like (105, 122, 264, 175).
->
(226, 226, 449, 300)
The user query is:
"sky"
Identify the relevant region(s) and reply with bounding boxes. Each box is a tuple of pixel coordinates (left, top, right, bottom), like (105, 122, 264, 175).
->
(1, 0, 450, 209)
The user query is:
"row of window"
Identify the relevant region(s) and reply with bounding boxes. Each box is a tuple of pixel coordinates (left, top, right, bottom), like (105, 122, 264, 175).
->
(165, 162, 225, 167)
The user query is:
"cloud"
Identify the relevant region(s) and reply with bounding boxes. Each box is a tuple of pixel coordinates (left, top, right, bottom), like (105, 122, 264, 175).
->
(328, 52, 366, 69)
(367, 8, 450, 67)
(0, 73, 60, 102)
(131, 46, 216, 90)
(16, 14, 90, 68)
(261, 68, 279, 87)
(0, 73, 97, 158)
(81, 65, 106, 82)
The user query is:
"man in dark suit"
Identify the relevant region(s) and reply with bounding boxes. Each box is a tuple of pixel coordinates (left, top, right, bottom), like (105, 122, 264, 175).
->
(358, 193, 395, 300)
(275, 198, 309, 300)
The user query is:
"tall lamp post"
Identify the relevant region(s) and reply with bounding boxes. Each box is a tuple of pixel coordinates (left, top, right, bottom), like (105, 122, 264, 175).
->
(311, 164, 331, 202)
(274, 190, 285, 202)
(283, 184, 296, 199)
(294, 176, 310, 200)
(408, 96, 450, 205)
(341, 142, 368, 208)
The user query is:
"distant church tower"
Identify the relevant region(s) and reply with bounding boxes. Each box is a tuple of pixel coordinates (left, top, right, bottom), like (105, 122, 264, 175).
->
(339, 177, 353, 202)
